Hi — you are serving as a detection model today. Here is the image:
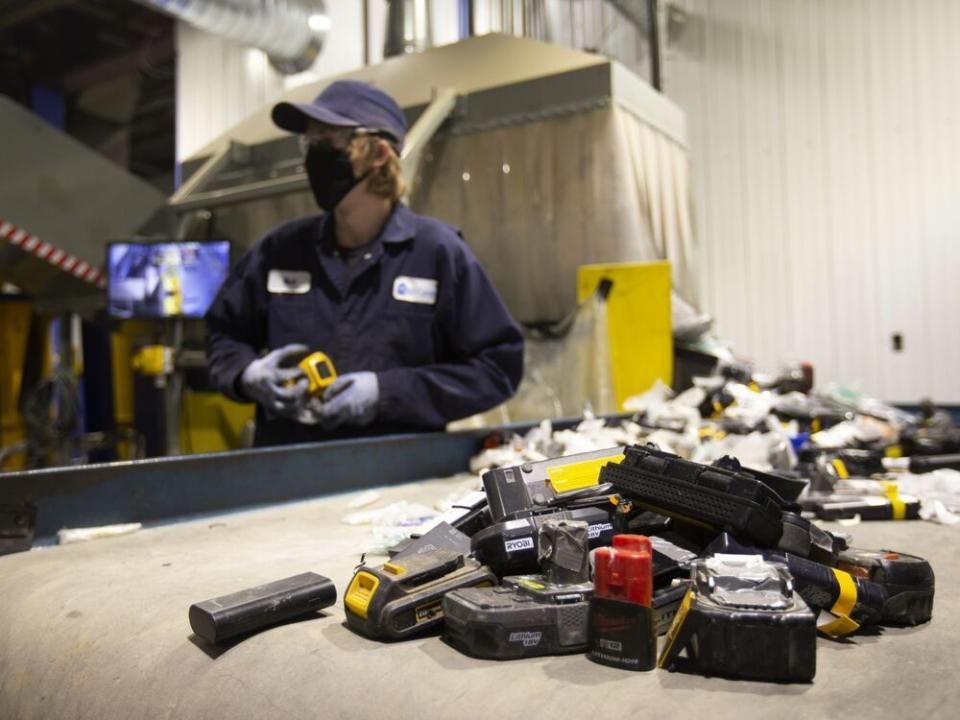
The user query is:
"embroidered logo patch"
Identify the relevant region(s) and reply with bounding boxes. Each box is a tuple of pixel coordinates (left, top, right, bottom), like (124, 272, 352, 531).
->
(392, 276, 437, 305)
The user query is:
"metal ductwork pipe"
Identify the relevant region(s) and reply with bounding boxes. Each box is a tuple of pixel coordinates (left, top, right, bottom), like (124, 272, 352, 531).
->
(384, 0, 433, 58)
(135, 0, 330, 74)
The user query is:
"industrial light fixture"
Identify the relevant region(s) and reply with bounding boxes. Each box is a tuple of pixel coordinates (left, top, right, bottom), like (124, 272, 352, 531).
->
(308, 13, 332, 33)
(133, 0, 330, 75)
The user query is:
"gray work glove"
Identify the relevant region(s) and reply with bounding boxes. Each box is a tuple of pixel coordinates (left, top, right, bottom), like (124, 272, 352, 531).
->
(240, 343, 310, 418)
(297, 372, 379, 429)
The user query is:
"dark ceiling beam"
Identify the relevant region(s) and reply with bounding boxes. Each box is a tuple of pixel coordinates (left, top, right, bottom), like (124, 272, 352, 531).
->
(71, 0, 118, 22)
(0, 0, 78, 32)
(61, 32, 174, 94)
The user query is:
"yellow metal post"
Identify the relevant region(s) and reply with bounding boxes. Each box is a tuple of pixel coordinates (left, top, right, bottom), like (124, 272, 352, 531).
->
(0, 301, 32, 469)
(110, 330, 135, 460)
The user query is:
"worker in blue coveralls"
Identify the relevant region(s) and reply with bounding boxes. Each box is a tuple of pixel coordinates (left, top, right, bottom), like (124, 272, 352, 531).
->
(205, 80, 524, 447)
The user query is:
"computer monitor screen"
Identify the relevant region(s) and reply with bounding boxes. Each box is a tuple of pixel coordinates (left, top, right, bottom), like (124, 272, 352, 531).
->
(107, 241, 230, 319)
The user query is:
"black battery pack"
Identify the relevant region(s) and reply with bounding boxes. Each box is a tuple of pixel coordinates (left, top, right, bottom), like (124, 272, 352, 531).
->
(706, 533, 886, 632)
(601, 444, 787, 547)
(188, 572, 337, 644)
(658, 556, 817, 682)
(471, 506, 615, 577)
(837, 547, 935, 626)
(777, 512, 843, 565)
(443, 584, 591, 660)
(343, 549, 496, 641)
(389, 522, 472, 562)
(502, 574, 593, 603)
(481, 448, 625, 522)
(650, 536, 698, 587)
(800, 493, 921, 521)
(443, 514, 596, 660)
(652, 582, 690, 635)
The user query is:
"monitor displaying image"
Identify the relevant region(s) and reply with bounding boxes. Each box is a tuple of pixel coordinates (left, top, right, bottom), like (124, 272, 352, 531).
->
(107, 241, 230, 319)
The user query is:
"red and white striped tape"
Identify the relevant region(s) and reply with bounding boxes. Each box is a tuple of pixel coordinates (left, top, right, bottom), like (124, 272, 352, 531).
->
(0, 216, 107, 288)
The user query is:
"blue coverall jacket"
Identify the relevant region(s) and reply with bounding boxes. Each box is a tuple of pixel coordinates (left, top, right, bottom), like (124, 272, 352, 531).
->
(205, 203, 524, 447)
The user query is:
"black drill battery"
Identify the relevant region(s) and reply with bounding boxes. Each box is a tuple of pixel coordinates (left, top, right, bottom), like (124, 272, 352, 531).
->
(442, 584, 591, 660)
(471, 506, 615, 577)
(442, 516, 595, 660)
(837, 547, 935, 626)
(601, 444, 788, 547)
(343, 549, 496, 641)
(658, 555, 817, 682)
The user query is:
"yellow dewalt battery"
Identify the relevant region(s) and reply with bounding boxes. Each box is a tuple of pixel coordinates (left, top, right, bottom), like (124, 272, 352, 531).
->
(344, 549, 496, 641)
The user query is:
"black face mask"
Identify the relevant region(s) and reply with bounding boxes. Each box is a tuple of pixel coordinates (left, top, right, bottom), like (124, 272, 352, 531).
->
(303, 142, 365, 212)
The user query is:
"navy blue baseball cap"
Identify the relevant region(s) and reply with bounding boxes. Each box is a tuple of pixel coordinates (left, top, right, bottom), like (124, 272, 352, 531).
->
(272, 80, 406, 152)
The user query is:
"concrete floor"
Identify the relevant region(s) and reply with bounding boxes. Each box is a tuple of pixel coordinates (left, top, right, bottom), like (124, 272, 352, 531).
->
(1, 475, 957, 720)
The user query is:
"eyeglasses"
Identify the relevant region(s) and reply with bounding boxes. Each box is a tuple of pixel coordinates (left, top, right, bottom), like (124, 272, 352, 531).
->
(298, 126, 379, 154)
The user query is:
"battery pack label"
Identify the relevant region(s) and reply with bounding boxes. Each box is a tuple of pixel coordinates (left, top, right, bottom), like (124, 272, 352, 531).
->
(508, 631, 543, 647)
(598, 638, 623, 652)
(588, 523, 613, 540)
(504, 537, 536, 553)
(415, 600, 444, 624)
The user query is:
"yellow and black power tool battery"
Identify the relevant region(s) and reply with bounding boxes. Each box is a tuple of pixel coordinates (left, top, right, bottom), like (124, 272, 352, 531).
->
(481, 447, 626, 522)
(344, 549, 497, 641)
(297, 351, 337, 397)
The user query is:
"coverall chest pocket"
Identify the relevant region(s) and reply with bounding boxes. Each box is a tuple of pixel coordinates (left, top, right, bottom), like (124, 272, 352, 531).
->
(382, 303, 437, 366)
(267, 293, 321, 348)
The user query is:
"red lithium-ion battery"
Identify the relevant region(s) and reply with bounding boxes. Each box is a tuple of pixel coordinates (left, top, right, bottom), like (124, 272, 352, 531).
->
(589, 534, 657, 671)
(593, 534, 653, 606)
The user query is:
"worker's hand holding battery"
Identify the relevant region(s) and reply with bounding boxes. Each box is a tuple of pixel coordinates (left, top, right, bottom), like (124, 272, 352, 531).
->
(298, 372, 379, 429)
(239, 343, 310, 418)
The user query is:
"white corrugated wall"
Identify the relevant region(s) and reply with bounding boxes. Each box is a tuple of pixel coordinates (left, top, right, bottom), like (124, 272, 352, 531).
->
(176, 0, 383, 162)
(663, 0, 960, 403)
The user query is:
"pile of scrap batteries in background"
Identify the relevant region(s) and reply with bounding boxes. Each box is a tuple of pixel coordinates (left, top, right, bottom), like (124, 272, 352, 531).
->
(472, 360, 960, 526)
(338, 360, 951, 681)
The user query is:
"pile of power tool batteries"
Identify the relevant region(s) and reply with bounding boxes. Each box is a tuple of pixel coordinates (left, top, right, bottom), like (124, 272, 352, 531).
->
(341, 445, 935, 682)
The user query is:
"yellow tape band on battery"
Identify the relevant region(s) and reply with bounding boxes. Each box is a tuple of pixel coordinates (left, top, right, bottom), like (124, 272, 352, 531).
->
(831, 459, 850, 480)
(818, 568, 861, 637)
(881, 481, 907, 520)
(546, 453, 624, 494)
(344, 571, 380, 620)
(658, 588, 695, 668)
(885, 444, 903, 459)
